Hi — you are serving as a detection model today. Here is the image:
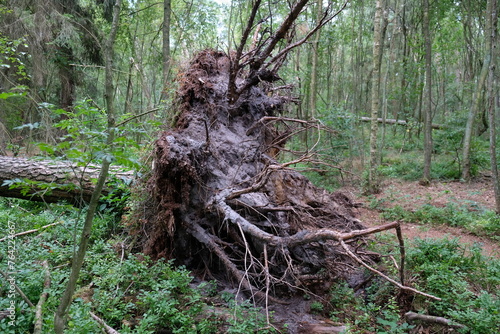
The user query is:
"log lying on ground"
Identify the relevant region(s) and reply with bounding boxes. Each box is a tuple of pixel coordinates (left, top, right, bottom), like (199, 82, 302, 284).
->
(0, 156, 134, 205)
(357, 117, 445, 130)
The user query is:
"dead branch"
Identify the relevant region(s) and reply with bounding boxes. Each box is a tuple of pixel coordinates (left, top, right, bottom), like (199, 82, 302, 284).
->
(339, 239, 440, 301)
(405, 311, 466, 329)
(231, 0, 311, 101)
(267, 0, 350, 72)
(213, 189, 440, 301)
(395, 224, 406, 285)
(90, 312, 121, 334)
(228, 0, 263, 103)
(0, 221, 63, 242)
(33, 261, 51, 334)
(356, 117, 445, 130)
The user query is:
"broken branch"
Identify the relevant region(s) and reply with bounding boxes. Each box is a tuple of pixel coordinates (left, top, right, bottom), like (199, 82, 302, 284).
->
(405, 311, 466, 329)
(33, 261, 51, 334)
(90, 312, 121, 334)
(0, 221, 63, 242)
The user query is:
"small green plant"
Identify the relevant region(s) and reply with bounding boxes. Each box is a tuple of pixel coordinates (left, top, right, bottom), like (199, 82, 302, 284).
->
(406, 238, 500, 333)
(310, 301, 324, 314)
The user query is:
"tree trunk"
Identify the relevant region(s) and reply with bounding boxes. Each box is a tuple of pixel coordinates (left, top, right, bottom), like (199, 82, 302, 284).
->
(161, 0, 171, 101)
(487, 0, 500, 212)
(422, 0, 433, 184)
(367, 0, 385, 194)
(0, 156, 132, 205)
(462, 0, 495, 181)
(308, 0, 322, 118)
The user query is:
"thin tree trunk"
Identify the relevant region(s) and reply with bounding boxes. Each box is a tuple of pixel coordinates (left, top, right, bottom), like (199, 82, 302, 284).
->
(463, 0, 494, 181)
(487, 0, 500, 212)
(161, 0, 171, 102)
(367, 0, 385, 193)
(422, 0, 433, 184)
(53, 0, 121, 332)
(309, 0, 322, 118)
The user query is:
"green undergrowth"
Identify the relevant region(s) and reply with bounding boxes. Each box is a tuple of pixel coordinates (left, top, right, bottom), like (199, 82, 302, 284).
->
(0, 198, 275, 334)
(379, 203, 500, 238)
(323, 236, 500, 333)
(1, 195, 499, 333)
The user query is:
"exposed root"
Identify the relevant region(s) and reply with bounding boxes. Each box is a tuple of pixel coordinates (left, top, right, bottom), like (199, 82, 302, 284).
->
(132, 48, 439, 305)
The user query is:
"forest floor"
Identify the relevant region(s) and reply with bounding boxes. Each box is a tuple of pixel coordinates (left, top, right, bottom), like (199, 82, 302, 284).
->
(342, 177, 500, 258)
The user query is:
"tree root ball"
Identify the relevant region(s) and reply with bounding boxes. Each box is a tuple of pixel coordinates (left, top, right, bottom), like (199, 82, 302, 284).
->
(133, 49, 374, 299)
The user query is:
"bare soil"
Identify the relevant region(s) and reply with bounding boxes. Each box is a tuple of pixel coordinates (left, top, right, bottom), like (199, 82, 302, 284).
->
(342, 178, 500, 258)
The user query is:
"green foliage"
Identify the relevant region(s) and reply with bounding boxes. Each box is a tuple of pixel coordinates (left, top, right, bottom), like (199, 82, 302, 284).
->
(328, 280, 414, 333)
(0, 198, 274, 333)
(407, 238, 500, 333)
(309, 301, 324, 314)
(381, 203, 500, 236)
(326, 236, 500, 333)
(35, 100, 143, 169)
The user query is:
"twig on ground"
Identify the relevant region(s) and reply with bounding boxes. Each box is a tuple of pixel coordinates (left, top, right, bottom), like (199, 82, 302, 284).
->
(90, 312, 121, 334)
(0, 270, 35, 307)
(405, 311, 466, 329)
(33, 260, 51, 334)
(0, 221, 62, 242)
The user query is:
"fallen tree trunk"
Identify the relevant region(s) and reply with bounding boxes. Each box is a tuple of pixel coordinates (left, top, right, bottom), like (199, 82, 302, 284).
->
(0, 156, 133, 205)
(357, 117, 445, 130)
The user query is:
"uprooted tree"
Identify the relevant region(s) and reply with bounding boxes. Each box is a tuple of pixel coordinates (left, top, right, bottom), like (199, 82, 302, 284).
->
(134, 0, 439, 303)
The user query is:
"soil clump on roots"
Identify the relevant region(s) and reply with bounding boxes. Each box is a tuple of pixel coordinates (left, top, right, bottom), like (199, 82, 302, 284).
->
(135, 49, 380, 301)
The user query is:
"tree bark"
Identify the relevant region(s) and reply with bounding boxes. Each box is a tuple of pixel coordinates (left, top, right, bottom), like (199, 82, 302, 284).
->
(462, 0, 495, 181)
(422, 0, 433, 184)
(367, 0, 385, 193)
(161, 0, 171, 100)
(308, 0, 323, 118)
(487, 0, 499, 212)
(405, 311, 466, 329)
(0, 156, 133, 205)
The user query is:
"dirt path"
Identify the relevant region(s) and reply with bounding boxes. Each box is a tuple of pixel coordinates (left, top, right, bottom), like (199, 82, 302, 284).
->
(341, 178, 500, 258)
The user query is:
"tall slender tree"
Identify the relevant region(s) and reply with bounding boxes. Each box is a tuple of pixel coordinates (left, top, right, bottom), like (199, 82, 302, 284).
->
(486, 0, 499, 212)
(161, 0, 171, 101)
(309, 0, 323, 118)
(422, 0, 433, 184)
(462, 0, 494, 181)
(367, 0, 385, 193)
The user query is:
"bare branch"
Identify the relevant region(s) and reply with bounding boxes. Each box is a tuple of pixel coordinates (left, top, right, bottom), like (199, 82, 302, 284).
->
(229, 0, 263, 102)
(339, 239, 440, 301)
(33, 261, 51, 334)
(90, 312, 121, 334)
(267, 0, 350, 70)
(405, 311, 466, 329)
(0, 270, 35, 307)
(0, 222, 62, 242)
